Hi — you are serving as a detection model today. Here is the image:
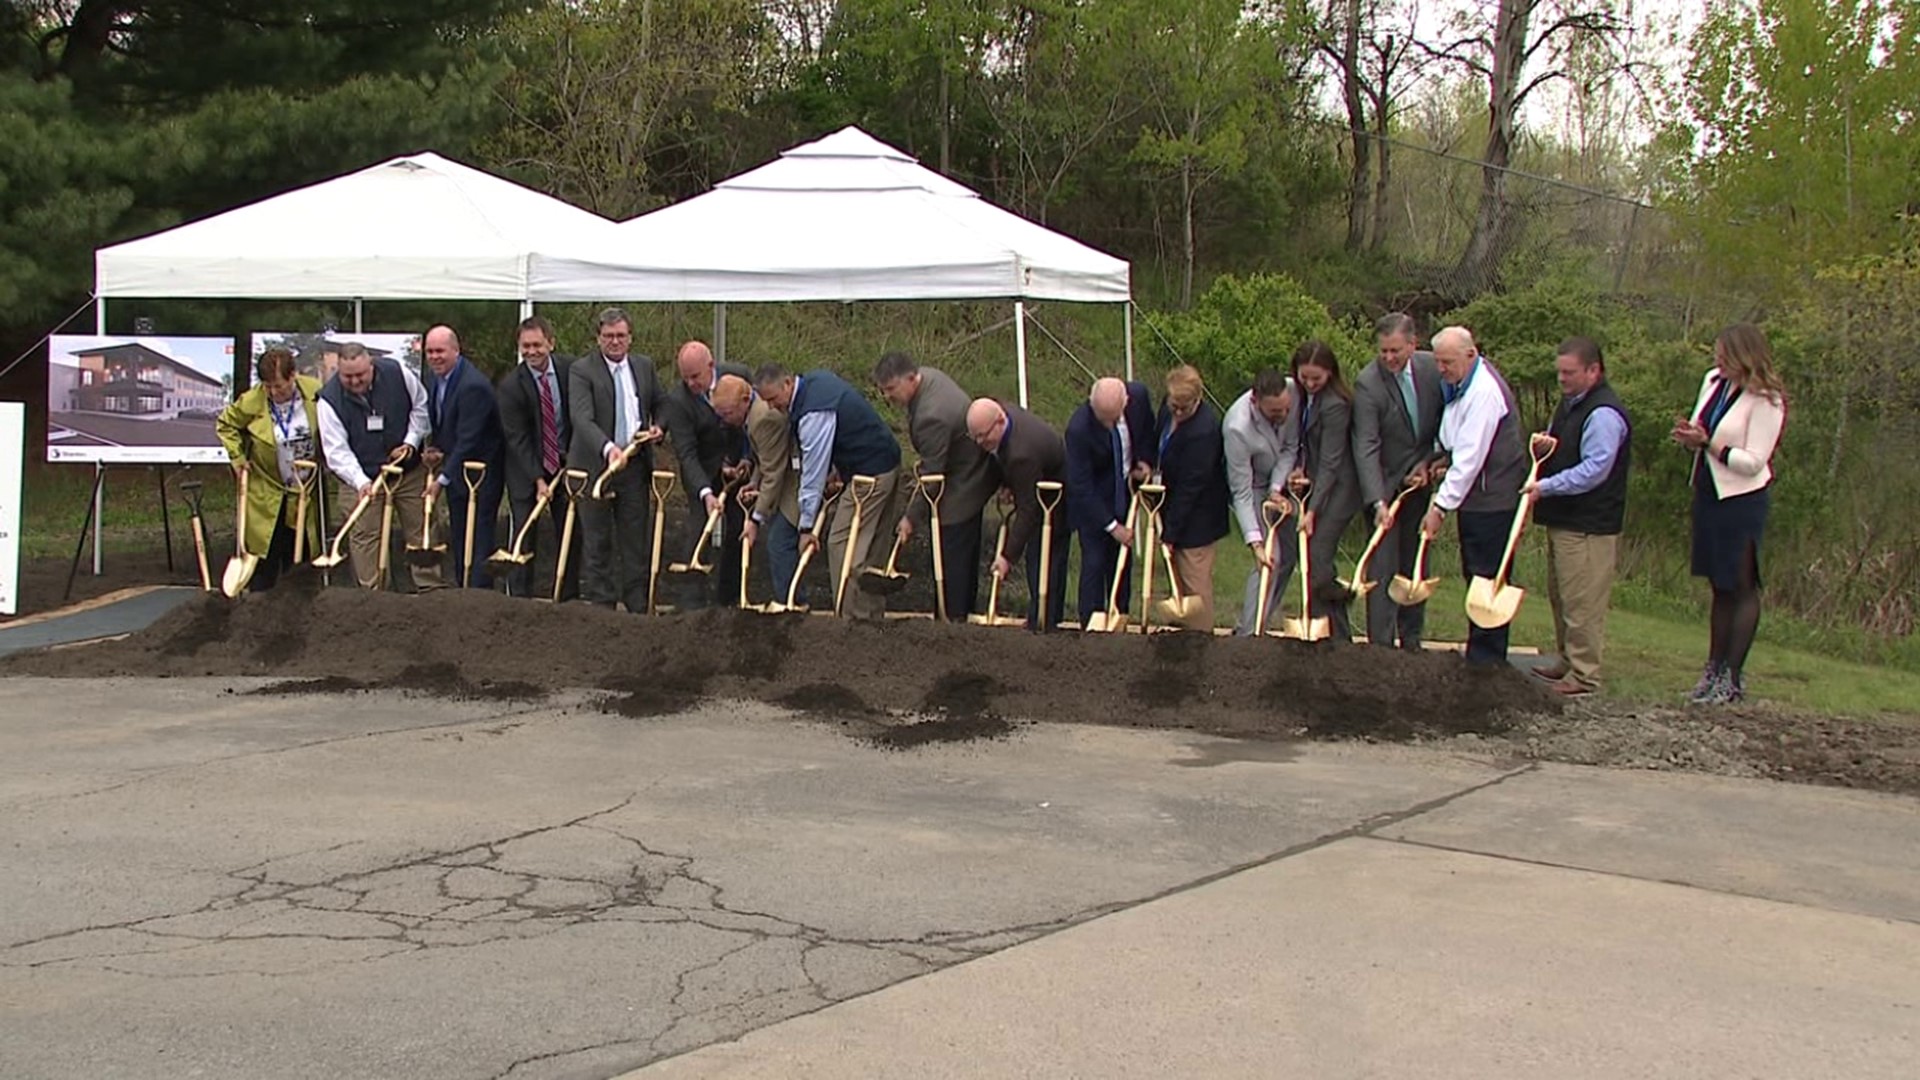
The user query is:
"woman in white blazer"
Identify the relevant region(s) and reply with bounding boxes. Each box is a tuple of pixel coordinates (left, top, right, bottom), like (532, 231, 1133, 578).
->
(1670, 323, 1787, 705)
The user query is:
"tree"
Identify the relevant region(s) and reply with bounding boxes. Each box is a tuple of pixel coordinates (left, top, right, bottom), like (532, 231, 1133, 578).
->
(1422, 0, 1627, 296)
(1317, 0, 1426, 252)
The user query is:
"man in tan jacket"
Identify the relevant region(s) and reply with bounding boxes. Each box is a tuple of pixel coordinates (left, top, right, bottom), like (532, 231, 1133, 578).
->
(714, 374, 801, 602)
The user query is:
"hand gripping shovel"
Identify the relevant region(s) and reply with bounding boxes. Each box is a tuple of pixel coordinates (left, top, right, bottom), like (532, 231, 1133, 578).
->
(967, 511, 1023, 628)
(769, 487, 840, 613)
(1387, 523, 1441, 607)
(312, 479, 381, 570)
(1032, 480, 1063, 631)
(486, 480, 555, 575)
(645, 469, 677, 614)
(592, 430, 661, 501)
(1281, 487, 1331, 641)
(289, 460, 319, 565)
(1251, 500, 1287, 635)
(407, 468, 448, 567)
(221, 467, 261, 597)
(180, 480, 213, 591)
(919, 474, 948, 620)
(374, 463, 403, 589)
(1340, 484, 1417, 600)
(832, 474, 880, 616)
(1465, 435, 1559, 629)
(546, 469, 590, 603)
(1085, 489, 1141, 633)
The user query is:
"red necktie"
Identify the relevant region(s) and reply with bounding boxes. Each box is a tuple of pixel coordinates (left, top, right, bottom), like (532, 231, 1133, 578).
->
(537, 372, 561, 477)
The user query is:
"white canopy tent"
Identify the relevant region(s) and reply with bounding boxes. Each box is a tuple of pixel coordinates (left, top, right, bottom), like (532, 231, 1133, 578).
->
(534, 127, 1134, 405)
(93, 151, 622, 331)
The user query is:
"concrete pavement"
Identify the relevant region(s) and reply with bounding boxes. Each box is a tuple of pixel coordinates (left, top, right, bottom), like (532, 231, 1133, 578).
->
(0, 676, 1915, 1079)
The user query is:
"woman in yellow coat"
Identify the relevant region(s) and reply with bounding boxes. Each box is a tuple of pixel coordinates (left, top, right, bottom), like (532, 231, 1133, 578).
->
(216, 347, 324, 590)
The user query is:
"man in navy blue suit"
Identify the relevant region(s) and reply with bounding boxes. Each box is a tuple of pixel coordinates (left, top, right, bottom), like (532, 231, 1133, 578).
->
(1064, 376, 1157, 626)
(422, 324, 506, 589)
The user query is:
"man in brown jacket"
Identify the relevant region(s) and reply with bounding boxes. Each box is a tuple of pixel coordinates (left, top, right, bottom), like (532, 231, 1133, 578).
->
(715, 374, 801, 602)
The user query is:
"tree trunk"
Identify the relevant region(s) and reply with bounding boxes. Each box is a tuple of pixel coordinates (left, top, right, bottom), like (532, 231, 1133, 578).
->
(938, 66, 952, 175)
(1181, 156, 1197, 309)
(1369, 112, 1392, 251)
(56, 0, 127, 77)
(1340, 0, 1370, 252)
(1453, 0, 1531, 297)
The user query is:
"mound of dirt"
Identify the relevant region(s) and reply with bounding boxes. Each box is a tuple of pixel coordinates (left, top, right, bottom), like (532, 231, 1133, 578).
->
(4, 588, 1559, 742)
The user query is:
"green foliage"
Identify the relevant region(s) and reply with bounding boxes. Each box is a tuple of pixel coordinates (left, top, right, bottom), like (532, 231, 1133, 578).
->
(1148, 273, 1367, 395)
(1443, 276, 1618, 387)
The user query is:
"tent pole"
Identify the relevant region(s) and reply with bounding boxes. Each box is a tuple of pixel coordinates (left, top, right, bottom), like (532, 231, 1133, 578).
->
(713, 303, 727, 364)
(96, 298, 106, 335)
(1124, 302, 1135, 381)
(1014, 301, 1029, 408)
(519, 300, 533, 319)
(353, 298, 364, 333)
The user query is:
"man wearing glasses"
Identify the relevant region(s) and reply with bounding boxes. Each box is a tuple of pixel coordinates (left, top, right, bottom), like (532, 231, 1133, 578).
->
(568, 307, 665, 612)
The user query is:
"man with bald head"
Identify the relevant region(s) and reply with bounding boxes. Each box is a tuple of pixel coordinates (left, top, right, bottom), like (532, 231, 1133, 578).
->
(660, 340, 753, 607)
(1064, 375, 1157, 627)
(316, 340, 435, 589)
(968, 397, 1068, 629)
(423, 323, 505, 588)
(1421, 325, 1528, 666)
(716, 374, 802, 602)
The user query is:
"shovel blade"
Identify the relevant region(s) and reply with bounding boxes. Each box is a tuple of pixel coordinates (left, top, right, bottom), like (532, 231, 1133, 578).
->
(405, 547, 444, 568)
(484, 548, 530, 572)
(856, 571, 909, 595)
(1465, 577, 1525, 629)
(221, 555, 259, 598)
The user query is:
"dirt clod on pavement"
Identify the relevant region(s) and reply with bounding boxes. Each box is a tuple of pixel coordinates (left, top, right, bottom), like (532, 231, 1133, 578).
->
(10, 587, 1918, 794)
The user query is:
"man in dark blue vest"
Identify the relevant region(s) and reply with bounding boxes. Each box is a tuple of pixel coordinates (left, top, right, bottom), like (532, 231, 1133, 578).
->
(1524, 336, 1632, 696)
(423, 325, 506, 589)
(316, 342, 438, 590)
(754, 363, 906, 619)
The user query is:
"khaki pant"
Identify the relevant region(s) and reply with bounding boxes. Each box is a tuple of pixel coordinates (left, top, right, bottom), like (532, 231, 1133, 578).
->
(827, 468, 910, 620)
(1545, 527, 1618, 688)
(344, 467, 444, 592)
(1170, 544, 1217, 629)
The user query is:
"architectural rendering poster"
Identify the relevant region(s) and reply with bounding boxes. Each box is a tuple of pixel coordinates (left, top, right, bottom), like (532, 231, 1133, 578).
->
(45, 335, 237, 464)
(246, 332, 423, 389)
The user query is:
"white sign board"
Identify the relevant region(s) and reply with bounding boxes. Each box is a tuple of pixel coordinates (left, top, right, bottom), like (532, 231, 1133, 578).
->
(46, 335, 237, 465)
(0, 401, 23, 615)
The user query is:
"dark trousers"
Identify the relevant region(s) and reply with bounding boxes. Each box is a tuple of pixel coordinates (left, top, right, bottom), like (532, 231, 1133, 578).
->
(1458, 506, 1516, 665)
(578, 465, 654, 613)
(248, 494, 298, 592)
(673, 495, 745, 609)
(505, 486, 580, 601)
(1307, 507, 1359, 642)
(444, 478, 503, 590)
(1365, 487, 1433, 649)
(1077, 526, 1131, 625)
(1024, 516, 1071, 631)
(765, 515, 801, 604)
(938, 512, 984, 621)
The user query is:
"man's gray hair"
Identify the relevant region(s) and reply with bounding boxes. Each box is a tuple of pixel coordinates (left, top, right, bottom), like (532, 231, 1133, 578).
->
(1375, 312, 1417, 341)
(595, 307, 631, 332)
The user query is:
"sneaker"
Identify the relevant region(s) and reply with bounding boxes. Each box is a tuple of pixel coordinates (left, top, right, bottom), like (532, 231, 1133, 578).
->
(1687, 662, 1722, 702)
(1690, 668, 1734, 706)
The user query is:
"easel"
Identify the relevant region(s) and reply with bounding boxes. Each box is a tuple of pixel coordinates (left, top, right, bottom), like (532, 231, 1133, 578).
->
(61, 463, 183, 603)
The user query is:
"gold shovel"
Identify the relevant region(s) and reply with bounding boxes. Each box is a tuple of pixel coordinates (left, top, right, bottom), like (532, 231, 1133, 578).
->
(768, 487, 841, 613)
(1281, 487, 1331, 641)
(486, 479, 555, 575)
(180, 480, 213, 591)
(289, 460, 319, 565)
(1340, 483, 1418, 600)
(546, 469, 590, 603)
(406, 467, 448, 567)
(667, 504, 723, 575)
(1250, 500, 1287, 634)
(832, 474, 880, 616)
(1387, 525, 1441, 606)
(374, 463, 403, 589)
(1465, 435, 1559, 629)
(1143, 483, 1205, 628)
(592, 430, 661, 501)
(967, 512, 1024, 628)
(220, 467, 262, 597)
(919, 474, 947, 620)
(858, 529, 912, 596)
(1136, 483, 1167, 633)
(457, 461, 487, 587)
(645, 469, 677, 614)
(1032, 480, 1063, 631)
(1085, 489, 1141, 633)
(311, 479, 381, 570)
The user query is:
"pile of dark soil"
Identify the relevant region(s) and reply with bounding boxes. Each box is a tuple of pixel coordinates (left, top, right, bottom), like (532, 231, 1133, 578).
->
(4, 587, 1557, 743)
(246, 663, 546, 702)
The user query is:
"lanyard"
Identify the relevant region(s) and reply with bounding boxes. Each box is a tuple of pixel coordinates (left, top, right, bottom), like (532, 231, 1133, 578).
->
(269, 395, 300, 444)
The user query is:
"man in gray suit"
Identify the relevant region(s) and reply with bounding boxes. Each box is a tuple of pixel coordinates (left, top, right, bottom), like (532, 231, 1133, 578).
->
(874, 351, 995, 621)
(568, 306, 666, 613)
(1351, 312, 1445, 649)
(1223, 369, 1301, 635)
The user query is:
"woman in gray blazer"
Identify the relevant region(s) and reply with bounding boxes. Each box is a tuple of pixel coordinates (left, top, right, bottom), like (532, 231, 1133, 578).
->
(1290, 341, 1363, 641)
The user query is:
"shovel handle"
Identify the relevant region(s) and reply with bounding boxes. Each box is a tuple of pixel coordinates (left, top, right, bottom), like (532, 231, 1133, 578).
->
(920, 475, 946, 621)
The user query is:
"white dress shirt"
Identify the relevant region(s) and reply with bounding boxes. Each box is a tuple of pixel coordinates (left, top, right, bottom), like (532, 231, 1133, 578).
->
(1435, 357, 1510, 513)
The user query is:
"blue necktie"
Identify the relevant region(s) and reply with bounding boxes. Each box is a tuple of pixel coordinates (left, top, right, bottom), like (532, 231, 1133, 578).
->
(1399, 368, 1417, 423)
(613, 367, 631, 446)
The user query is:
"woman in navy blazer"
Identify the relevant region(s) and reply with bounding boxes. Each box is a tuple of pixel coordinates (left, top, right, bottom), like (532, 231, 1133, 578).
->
(1671, 323, 1787, 705)
(1154, 365, 1230, 628)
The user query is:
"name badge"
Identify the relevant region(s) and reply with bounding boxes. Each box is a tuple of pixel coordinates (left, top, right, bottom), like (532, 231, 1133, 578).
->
(790, 455, 800, 470)
(367, 415, 386, 432)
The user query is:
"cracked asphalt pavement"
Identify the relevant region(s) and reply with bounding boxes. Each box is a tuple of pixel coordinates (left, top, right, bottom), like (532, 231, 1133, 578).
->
(0, 676, 1505, 1080)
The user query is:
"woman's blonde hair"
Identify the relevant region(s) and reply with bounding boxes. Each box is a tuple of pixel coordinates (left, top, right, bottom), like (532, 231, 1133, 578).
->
(1164, 364, 1204, 409)
(1715, 323, 1786, 403)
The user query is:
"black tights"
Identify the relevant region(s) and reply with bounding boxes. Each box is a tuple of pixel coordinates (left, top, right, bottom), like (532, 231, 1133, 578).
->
(1709, 542, 1761, 677)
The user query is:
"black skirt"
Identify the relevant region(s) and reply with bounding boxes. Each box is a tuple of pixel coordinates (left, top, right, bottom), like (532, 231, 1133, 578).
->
(1691, 469, 1769, 590)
